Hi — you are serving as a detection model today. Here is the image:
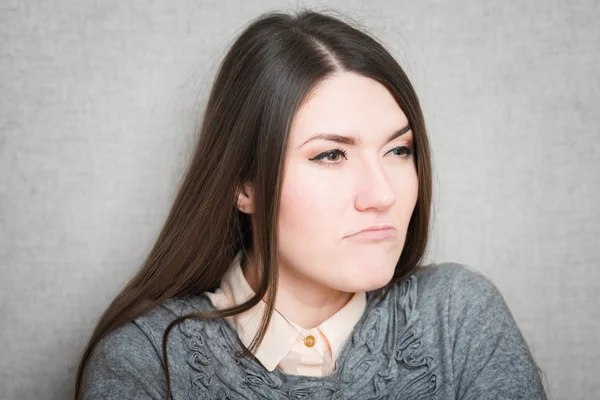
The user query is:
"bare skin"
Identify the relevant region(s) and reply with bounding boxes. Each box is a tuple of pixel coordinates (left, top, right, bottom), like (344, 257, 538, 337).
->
(237, 72, 418, 329)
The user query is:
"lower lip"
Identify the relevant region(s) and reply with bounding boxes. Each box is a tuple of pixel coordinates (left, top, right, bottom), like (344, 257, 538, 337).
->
(348, 228, 397, 240)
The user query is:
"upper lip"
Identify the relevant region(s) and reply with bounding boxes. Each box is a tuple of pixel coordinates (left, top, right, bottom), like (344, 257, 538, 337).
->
(346, 223, 396, 237)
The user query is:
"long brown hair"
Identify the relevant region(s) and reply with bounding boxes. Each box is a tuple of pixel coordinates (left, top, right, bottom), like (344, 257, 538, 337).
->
(74, 9, 432, 399)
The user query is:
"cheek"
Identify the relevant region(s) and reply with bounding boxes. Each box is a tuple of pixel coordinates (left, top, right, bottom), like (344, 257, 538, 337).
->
(275, 161, 420, 293)
(276, 163, 352, 291)
(278, 165, 343, 246)
(398, 166, 419, 219)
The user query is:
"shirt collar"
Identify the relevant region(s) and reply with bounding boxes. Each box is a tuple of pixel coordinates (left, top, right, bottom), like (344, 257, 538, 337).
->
(318, 286, 366, 361)
(214, 250, 367, 372)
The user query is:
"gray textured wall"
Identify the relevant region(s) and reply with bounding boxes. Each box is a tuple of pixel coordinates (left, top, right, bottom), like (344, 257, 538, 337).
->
(1, 1, 598, 399)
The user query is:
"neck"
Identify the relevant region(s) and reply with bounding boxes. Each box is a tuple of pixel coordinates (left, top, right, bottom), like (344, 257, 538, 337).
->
(242, 251, 354, 329)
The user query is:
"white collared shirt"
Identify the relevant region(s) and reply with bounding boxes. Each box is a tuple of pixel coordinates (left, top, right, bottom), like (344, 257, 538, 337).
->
(204, 251, 367, 376)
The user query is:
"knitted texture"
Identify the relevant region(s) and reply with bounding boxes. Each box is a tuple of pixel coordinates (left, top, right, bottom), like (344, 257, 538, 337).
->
(83, 263, 547, 399)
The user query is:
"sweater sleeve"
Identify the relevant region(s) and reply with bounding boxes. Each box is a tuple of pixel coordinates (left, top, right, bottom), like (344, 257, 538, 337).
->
(82, 321, 167, 400)
(448, 265, 548, 399)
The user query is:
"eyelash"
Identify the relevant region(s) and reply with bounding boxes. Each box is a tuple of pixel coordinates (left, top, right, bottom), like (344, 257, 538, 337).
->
(309, 146, 415, 167)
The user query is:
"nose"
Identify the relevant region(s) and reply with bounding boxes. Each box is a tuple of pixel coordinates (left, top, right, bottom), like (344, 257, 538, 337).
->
(354, 157, 396, 211)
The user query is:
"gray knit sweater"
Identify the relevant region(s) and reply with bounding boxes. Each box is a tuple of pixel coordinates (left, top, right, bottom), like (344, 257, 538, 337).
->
(82, 263, 547, 399)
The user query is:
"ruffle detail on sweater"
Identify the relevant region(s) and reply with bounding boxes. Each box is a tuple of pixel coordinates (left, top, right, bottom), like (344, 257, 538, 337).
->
(336, 275, 440, 399)
(177, 274, 440, 399)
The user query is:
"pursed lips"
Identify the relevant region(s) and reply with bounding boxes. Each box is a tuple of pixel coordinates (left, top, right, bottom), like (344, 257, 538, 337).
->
(345, 224, 396, 239)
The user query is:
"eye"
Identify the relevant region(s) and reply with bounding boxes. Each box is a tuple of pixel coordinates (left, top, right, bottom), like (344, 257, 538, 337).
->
(388, 146, 414, 158)
(308, 145, 414, 168)
(308, 148, 348, 167)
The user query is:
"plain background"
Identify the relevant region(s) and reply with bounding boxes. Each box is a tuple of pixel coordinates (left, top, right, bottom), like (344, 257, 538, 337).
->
(1, 1, 598, 399)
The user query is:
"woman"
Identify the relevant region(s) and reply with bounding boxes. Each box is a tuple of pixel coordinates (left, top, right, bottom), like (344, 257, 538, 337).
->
(75, 9, 547, 400)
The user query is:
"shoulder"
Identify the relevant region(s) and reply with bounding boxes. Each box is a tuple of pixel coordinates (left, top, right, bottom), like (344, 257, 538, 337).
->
(412, 261, 497, 290)
(88, 295, 214, 371)
(84, 295, 215, 397)
(410, 261, 504, 309)
(406, 265, 548, 397)
(133, 294, 215, 336)
(83, 312, 167, 398)
(130, 294, 219, 353)
(406, 262, 522, 345)
(383, 262, 514, 335)
(367, 261, 508, 336)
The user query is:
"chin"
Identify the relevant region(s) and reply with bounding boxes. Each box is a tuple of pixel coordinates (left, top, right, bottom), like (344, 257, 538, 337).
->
(338, 264, 397, 293)
(360, 274, 395, 292)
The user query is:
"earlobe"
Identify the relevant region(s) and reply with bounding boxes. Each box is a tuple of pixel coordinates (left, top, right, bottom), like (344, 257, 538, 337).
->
(236, 182, 255, 214)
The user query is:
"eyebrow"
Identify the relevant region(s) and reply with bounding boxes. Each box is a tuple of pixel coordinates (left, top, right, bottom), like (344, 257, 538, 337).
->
(297, 124, 412, 149)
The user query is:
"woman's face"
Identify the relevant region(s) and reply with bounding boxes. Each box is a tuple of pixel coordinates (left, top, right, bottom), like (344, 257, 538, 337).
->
(277, 72, 418, 293)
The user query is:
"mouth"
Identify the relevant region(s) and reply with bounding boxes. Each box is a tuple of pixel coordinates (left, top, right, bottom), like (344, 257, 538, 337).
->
(345, 225, 397, 240)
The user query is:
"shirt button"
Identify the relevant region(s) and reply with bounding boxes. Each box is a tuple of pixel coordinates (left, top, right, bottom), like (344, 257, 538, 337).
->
(304, 335, 316, 347)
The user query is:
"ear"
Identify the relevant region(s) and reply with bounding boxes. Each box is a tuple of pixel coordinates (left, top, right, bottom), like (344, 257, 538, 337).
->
(235, 181, 255, 214)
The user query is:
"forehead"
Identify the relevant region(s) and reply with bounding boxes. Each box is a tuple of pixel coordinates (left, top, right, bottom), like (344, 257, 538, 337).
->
(288, 72, 408, 145)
